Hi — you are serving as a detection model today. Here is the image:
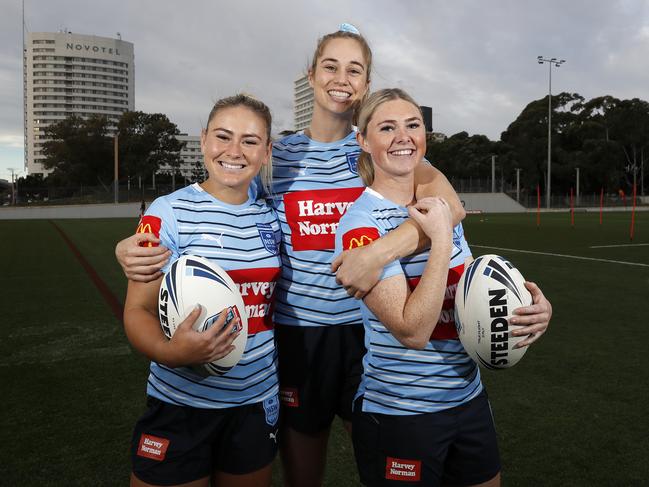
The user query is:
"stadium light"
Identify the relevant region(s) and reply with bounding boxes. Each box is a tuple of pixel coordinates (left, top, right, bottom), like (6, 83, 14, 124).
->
(8, 167, 18, 205)
(537, 56, 566, 208)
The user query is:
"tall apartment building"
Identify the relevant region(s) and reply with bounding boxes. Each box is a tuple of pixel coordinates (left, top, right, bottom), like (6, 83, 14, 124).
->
(23, 31, 135, 175)
(157, 134, 205, 180)
(293, 74, 314, 131)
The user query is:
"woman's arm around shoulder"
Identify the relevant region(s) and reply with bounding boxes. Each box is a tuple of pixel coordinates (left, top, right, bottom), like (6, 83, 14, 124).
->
(331, 162, 464, 298)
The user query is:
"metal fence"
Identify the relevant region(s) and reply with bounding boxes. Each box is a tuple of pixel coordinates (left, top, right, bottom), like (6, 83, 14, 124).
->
(4, 182, 192, 206)
(3, 179, 646, 209)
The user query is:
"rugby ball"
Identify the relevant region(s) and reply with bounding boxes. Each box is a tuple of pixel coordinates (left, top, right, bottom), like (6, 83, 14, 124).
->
(158, 255, 247, 376)
(454, 254, 532, 370)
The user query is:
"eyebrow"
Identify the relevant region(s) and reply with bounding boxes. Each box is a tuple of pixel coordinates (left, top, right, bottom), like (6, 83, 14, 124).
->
(377, 116, 422, 124)
(320, 58, 365, 70)
(211, 127, 262, 139)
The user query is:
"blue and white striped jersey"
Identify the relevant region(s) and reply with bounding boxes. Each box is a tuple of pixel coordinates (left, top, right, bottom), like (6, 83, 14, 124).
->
(141, 183, 281, 409)
(334, 188, 483, 415)
(268, 131, 365, 327)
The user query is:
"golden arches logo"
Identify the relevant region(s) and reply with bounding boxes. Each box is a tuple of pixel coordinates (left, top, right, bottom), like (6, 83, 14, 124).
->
(347, 235, 374, 249)
(136, 222, 153, 234)
(136, 223, 155, 246)
(135, 215, 161, 247)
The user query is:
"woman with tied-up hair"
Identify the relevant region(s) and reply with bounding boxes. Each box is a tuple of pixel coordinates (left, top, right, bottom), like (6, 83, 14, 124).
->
(334, 88, 551, 486)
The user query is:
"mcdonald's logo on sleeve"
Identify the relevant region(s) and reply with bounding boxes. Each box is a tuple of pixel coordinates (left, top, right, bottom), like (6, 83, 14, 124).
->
(136, 215, 162, 247)
(342, 227, 380, 250)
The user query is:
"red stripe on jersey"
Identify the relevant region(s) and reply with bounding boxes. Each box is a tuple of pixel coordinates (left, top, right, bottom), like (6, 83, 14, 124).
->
(136, 215, 161, 247)
(342, 226, 380, 250)
(226, 267, 281, 335)
(283, 187, 364, 251)
(407, 263, 464, 341)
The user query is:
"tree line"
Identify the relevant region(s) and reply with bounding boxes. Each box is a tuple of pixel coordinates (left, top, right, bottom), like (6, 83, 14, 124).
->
(12, 93, 648, 203)
(43, 111, 186, 187)
(427, 94, 648, 197)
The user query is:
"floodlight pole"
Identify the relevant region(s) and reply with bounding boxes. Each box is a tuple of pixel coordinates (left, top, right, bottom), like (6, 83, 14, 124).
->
(537, 56, 565, 209)
(575, 167, 580, 206)
(8, 167, 17, 205)
(515, 168, 521, 202)
(491, 155, 496, 193)
(114, 134, 119, 203)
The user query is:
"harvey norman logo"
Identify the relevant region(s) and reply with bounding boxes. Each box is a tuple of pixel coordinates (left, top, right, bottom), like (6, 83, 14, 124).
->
(227, 267, 281, 335)
(284, 187, 364, 251)
(406, 263, 465, 341)
(66, 43, 122, 55)
(385, 457, 421, 482)
(137, 434, 170, 461)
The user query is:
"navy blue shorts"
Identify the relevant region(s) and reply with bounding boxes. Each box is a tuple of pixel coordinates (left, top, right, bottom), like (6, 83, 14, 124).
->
(352, 390, 501, 486)
(131, 395, 279, 486)
(276, 324, 365, 434)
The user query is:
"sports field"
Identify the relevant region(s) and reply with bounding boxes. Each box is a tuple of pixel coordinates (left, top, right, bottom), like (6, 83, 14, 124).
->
(1, 211, 647, 486)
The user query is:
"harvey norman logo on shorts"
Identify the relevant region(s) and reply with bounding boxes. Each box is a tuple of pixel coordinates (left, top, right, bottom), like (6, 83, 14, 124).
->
(137, 434, 170, 461)
(283, 187, 364, 251)
(280, 387, 299, 408)
(385, 457, 421, 482)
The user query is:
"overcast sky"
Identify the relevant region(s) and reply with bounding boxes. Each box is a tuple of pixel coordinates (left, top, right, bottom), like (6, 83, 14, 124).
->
(1, 0, 648, 181)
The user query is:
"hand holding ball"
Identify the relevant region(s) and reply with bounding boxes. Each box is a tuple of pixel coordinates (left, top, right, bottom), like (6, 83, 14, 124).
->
(455, 255, 532, 369)
(158, 255, 248, 375)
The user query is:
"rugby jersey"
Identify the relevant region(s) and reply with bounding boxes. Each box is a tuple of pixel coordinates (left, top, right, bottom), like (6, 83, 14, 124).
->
(267, 131, 365, 327)
(141, 183, 281, 409)
(334, 188, 483, 415)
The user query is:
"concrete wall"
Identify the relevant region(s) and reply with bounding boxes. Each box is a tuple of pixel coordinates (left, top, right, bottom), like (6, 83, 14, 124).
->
(1, 193, 645, 219)
(458, 193, 526, 213)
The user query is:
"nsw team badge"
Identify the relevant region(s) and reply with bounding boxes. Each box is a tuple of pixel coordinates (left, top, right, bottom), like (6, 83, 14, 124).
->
(346, 152, 360, 174)
(451, 224, 465, 259)
(256, 223, 279, 255)
(263, 395, 279, 426)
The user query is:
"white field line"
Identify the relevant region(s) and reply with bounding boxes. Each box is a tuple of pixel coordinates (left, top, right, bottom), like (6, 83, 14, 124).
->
(472, 245, 649, 268)
(589, 243, 649, 249)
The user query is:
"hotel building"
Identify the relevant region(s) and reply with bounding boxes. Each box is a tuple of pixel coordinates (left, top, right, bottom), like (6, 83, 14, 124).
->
(293, 74, 313, 131)
(23, 31, 134, 175)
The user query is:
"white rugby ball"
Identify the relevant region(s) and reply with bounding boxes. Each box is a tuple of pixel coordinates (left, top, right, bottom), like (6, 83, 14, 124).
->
(158, 255, 247, 376)
(454, 254, 533, 370)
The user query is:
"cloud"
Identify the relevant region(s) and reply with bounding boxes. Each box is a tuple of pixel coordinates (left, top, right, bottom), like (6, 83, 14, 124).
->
(1, 0, 649, 180)
(0, 135, 24, 148)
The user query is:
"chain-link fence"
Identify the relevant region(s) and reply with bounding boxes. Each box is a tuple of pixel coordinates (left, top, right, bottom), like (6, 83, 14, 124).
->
(4, 182, 192, 206)
(3, 178, 646, 209)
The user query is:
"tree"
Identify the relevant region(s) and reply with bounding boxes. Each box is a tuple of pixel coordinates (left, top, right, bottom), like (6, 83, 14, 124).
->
(606, 98, 649, 189)
(190, 159, 207, 183)
(41, 115, 113, 187)
(499, 92, 583, 193)
(16, 173, 48, 203)
(426, 131, 498, 191)
(117, 112, 185, 188)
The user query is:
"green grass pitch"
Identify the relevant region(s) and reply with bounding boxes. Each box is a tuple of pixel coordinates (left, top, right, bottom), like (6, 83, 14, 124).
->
(0, 210, 647, 486)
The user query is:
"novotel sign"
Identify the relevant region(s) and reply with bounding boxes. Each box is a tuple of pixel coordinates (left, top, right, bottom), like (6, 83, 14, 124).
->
(66, 43, 122, 56)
